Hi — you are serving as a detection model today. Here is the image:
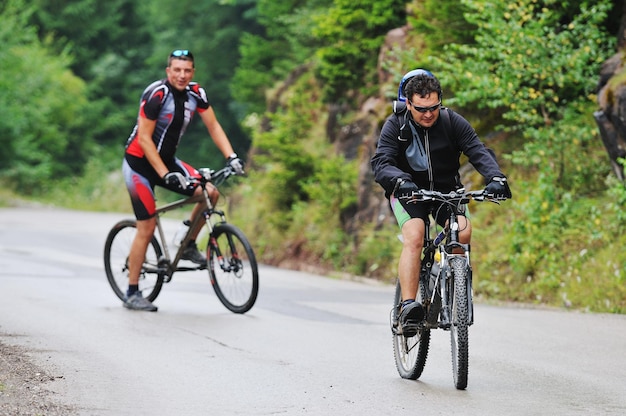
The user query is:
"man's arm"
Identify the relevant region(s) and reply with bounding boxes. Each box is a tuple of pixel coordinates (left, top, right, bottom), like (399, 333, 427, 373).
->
(371, 118, 412, 196)
(451, 112, 504, 183)
(137, 115, 169, 178)
(199, 107, 235, 159)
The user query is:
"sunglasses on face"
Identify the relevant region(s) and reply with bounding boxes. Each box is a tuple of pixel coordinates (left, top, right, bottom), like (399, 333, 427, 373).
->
(170, 50, 194, 60)
(410, 101, 441, 113)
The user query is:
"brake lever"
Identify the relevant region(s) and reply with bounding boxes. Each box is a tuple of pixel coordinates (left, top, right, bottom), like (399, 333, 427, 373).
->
(397, 191, 426, 204)
(483, 193, 502, 204)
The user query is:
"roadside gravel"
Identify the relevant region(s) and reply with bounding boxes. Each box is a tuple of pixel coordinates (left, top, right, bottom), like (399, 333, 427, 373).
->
(0, 339, 76, 416)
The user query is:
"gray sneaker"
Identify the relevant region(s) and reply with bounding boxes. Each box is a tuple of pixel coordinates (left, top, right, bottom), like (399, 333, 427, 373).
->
(181, 242, 206, 265)
(124, 292, 158, 312)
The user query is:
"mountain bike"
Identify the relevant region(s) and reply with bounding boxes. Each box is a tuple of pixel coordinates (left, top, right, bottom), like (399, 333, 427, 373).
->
(390, 188, 504, 389)
(103, 165, 258, 314)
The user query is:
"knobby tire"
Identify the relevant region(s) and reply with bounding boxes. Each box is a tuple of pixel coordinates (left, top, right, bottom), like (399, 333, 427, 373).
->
(103, 220, 164, 302)
(208, 223, 259, 314)
(449, 256, 469, 389)
(392, 278, 430, 379)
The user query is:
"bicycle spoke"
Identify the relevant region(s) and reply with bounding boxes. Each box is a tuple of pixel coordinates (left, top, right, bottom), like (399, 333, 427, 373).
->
(104, 220, 164, 303)
(392, 279, 430, 380)
(208, 223, 258, 314)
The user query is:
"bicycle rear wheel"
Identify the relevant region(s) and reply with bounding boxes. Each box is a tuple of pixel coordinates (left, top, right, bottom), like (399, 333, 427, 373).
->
(104, 220, 164, 302)
(207, 223, 258, 314)
(449, 256, 470, 390)
(392, 278, 430, 379)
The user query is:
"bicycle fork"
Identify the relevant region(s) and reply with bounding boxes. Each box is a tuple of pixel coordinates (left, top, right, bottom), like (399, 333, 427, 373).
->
(426, 255, 473, 329)
(209, 232, 244, 275)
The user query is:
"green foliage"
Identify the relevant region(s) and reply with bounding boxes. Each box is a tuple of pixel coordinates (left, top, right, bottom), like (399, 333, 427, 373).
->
(607, 161, 626, 226)
(299, 154, 359, 266)
(409, 0, 475, 49)
(0, 0, 93, 188)
(35, 145, 132, 211)
(235, 0, 404, 105)
(424, 0, 620, 311)
(473, 179, 626, 313)
(234, 32, 285, 114)
(232, 0, 332, 113)
(252, 111, 317, 218)
(353, 223, 401, 280)
(313, 0, 406, 102)
(32, 0, 156, 145)
(230, 70, 360, 269)
(438, 0, 613, 127)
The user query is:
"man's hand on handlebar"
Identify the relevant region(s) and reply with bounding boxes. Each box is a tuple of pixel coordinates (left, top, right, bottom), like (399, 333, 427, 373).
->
(227, 153, 245, 175)
(163, 172, 188, 191)
(395, 180, 420, 199)
(484, 176, 512, 200)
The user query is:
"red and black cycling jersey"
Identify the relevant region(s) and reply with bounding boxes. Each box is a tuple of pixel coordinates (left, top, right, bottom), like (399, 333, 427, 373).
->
(124, 79, 211, 171)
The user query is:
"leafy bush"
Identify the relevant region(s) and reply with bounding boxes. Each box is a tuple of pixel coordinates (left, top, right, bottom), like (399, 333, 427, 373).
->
(0, 0, 94, 189)
(313, 0, 406, 102)
(419, 0, 618, 309)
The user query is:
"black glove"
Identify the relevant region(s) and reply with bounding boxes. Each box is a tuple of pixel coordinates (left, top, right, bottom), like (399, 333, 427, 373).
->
(163, 172, 188, 191)
(484, 176, 512, 199)
(227, 153, 245, 175)
(395, 180, 420, 199)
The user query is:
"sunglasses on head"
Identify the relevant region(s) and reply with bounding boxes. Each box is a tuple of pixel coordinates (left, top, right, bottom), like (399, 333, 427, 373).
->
(170, 50, 194, 60)
(410, 101, 441, 113)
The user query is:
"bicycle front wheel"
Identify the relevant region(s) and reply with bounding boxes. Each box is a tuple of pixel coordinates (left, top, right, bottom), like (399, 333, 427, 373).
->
(449, 256, 470, 390)
(207, 223, 259, 314)
(104, 220, 164, 302)
(392, 279, 430, 379)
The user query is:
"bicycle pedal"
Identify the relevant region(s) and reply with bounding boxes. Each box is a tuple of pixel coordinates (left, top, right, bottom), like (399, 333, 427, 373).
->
(389, 308, 400, 335)
(400, 324, 419, 338)
(401, 319, 421, 331)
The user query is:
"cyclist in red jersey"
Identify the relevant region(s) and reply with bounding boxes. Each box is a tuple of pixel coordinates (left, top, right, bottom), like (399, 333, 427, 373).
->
(122, 49, 244, 311)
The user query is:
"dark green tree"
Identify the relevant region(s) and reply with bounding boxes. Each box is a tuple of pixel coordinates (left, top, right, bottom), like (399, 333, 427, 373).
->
(232, 0, 332, 113)
(313, 0, 406, 103)
(0, 0, 93, 188)
(31, 0, 156, 145)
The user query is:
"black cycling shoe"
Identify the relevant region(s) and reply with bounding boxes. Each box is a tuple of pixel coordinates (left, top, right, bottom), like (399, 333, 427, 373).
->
(399, 301, 425, 337)
(181, 242, 206, 265)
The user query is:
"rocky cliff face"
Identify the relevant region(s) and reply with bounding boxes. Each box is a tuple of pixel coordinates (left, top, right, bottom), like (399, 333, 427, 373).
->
(329, 26, 413, 234)
(595, 5, 626, 180)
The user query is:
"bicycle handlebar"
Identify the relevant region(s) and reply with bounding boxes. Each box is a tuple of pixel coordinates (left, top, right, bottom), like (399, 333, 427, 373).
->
(188, 165, 243, 188)
(399, 188, 506, 205)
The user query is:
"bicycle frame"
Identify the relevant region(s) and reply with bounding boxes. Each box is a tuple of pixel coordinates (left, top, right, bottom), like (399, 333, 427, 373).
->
(151, 168, 230, 282)
(422, 209, 473, 330)
(397, 187, 492, 330)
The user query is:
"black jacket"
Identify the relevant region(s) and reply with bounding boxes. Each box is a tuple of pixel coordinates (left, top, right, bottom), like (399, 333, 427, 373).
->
(371, 106, 504, 198)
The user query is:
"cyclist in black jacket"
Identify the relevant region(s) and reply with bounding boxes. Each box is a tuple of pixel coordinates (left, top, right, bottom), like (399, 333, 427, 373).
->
(371, 69, 511, 333)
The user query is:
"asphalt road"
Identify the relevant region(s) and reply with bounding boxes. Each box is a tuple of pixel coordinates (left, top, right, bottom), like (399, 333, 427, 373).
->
(0, 207, 625, 415)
